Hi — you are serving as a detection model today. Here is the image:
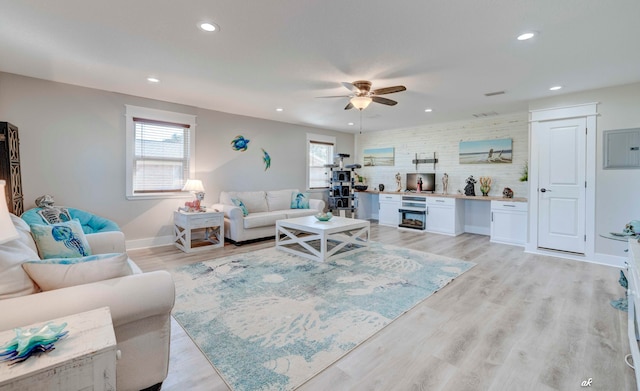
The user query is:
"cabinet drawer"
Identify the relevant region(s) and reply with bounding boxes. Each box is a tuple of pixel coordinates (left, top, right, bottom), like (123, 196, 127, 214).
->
(189, 215, 223, 228)
(490, 201, 527, 212)
(379, 194, 401, 202)
(426, 197, 455, 206)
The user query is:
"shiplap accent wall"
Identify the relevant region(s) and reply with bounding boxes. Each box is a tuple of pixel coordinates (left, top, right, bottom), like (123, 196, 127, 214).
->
(354, 112, 529, 198)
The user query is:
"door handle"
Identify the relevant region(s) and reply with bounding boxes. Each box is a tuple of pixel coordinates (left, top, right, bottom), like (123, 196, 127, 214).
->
(540, 188, 551, 193)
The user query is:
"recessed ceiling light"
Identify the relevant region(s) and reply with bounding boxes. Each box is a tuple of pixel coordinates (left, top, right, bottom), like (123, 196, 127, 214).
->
(199, 22, 219, 32)
(147, 77, 160, 83)
(549, 85, 563, 91)
(348, 122, 354, 126)
(275, 108, 284, 112)
(424, 108, 433, 113)
(517, 32, 536, 41)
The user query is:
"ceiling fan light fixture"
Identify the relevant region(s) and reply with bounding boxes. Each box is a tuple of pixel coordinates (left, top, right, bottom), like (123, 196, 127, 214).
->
(350, 96, 372, 110)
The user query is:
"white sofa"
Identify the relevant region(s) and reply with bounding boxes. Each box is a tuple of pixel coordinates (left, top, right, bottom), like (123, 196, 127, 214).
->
(212, 189, 325, 244)
(0, 215, 175, 391)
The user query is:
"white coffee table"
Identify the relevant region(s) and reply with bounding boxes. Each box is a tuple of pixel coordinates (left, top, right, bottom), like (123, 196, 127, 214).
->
(275, 216, 370, 262)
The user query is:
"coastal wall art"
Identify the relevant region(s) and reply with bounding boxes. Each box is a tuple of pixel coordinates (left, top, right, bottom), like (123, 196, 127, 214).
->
(363, 147, 394, 166)
(459, 138, 512, 164)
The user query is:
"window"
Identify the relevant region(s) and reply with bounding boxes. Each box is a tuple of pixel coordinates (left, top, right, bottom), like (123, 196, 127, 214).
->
(307, 133, 335, 189)
(125, 105, 196, 199)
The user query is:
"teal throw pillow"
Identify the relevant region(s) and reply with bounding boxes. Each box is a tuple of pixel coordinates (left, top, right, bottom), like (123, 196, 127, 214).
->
(30, 219, 92, 259)
(232, 198, 249, 216)
(290, 192, 310, 209)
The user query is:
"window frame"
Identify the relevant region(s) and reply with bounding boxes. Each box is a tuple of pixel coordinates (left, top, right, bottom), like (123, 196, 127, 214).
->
(306, 133, 336, 190)
(125, 105, 197, 200)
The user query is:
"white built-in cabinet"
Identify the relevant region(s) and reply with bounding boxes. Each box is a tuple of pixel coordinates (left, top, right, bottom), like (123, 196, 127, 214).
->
(378, 194, 401, 226)
(490, 200, 528, 246)
(425, 197, 464, 236)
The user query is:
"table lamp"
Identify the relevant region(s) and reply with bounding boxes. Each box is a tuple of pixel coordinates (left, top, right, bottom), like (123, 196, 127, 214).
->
(0, 180, 18, 243)
(182, 179, 205, 212)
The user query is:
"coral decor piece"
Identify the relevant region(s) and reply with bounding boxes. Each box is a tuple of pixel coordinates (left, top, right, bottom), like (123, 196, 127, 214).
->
(479, 176, 492, 196)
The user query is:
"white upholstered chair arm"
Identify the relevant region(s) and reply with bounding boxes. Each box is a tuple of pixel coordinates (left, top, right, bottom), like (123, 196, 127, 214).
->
(211, 203, 243, 220)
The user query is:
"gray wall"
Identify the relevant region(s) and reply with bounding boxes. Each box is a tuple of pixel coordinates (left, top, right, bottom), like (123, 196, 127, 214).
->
(529, 82, 640, 257)
(0, 72, 353, 247)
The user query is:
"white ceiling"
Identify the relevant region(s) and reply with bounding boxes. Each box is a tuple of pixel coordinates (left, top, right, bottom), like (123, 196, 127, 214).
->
(1, 0, 639, 133)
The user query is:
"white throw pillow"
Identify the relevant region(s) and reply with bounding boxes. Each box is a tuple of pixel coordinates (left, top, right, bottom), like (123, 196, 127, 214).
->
(22, 253, 132, 291)
(267, 189, 297, 211)
(0, 215, 40, 299)
(235, 191, 268, 213)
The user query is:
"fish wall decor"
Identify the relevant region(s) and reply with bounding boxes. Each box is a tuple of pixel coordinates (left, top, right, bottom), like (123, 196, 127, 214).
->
(261, 148, 271, 170)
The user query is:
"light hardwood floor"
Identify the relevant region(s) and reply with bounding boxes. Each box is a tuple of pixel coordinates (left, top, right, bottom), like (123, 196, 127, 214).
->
(129, 224, 636, 391)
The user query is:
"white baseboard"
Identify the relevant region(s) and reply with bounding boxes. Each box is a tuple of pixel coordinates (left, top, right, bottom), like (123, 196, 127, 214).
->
(464, 225, 490, 236)
(524, 247, 626, 268)
(126, 235, 174, 250)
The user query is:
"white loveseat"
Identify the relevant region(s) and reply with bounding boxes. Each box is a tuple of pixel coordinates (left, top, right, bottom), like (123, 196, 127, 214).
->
(212, 189, 325, 244)
(0, 215, 175, 391)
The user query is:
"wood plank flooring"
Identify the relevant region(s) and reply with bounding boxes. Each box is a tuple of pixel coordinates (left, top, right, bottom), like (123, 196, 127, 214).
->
(128, 223, 636, 391)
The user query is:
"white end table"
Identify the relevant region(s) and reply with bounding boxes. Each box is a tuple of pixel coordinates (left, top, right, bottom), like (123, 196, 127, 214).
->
(275, 216, 370, 262)
(0, 307, 117, 391)
(174, 210, 224, 252)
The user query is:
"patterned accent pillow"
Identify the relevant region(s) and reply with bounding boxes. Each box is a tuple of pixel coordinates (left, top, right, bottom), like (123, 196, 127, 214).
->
(22, 253, 132, 291)
(290, 192, 310, 209)
(232, 198, 249, 216)
(30, 219, 92, 259)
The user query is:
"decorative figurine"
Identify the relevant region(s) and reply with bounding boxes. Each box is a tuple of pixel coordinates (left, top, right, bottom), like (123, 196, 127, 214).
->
(442, 173, 449, 195)
(378, 184, 385, 191)
(395, 172, 402, 192)
(479, 176, 492, 196)
(417, 177, 423, 192)
(503, 187, 514, 198)
(464, 175, 476, 196)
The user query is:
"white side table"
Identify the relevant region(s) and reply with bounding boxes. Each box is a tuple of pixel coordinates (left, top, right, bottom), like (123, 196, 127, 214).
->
(174, 210, 224, 252)
(0, 307, 117, 391)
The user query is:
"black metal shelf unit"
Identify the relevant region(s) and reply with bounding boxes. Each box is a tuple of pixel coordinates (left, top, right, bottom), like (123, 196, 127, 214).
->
(328, 165, 356, 216)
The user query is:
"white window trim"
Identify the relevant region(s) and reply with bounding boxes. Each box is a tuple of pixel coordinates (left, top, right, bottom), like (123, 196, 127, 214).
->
(125, 105, 197, 200)
(306, 133, 336, 191)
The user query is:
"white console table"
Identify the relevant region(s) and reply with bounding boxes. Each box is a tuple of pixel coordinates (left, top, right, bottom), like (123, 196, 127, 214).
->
(356, 191, 528, 246)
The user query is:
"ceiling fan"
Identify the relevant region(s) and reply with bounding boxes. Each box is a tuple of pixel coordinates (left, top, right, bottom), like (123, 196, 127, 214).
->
(321, 80, 407, 110)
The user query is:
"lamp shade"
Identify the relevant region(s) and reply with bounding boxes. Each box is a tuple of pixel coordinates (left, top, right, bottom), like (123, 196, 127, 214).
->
(350, 96, 372, 110)
(182, 179, 205, 193)
(0, 180, 18, 244)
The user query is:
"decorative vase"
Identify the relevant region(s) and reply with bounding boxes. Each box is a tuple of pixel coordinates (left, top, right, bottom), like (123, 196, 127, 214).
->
(378, 184, 385, 191)
(481, 185, 490, 196)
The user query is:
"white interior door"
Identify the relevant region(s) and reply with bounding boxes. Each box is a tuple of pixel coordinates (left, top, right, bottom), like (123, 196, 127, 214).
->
(536, 117, 587, 254)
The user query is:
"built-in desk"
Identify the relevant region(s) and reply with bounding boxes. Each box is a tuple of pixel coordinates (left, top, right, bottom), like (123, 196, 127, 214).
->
(355, 191, 528, 246)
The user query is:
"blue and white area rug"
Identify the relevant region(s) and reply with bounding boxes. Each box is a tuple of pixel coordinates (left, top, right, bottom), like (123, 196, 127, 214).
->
(171, 242, 475, 391)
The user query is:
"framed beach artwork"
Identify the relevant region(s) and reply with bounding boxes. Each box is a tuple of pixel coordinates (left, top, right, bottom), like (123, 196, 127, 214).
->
(363, 147, 395, 166)
(459, 138, 512, 164)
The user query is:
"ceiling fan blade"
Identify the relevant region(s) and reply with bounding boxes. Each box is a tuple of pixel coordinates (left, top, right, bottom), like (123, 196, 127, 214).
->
(372, 96, 398, 106)
(372, 85, 406, 95)
(341, 82, 359, 93)
(344, 102, 354, 110)
(316, 95, 352, 98)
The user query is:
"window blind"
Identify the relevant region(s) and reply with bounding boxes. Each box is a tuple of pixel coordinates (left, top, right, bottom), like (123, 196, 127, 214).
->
(133, 118, 191, 193)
